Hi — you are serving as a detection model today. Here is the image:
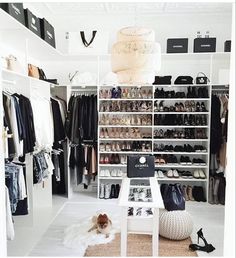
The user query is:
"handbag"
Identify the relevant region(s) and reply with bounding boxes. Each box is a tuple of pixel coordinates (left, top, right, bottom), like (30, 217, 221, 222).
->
(196, 72, 209, 84)
(80, 31, 97, 47)
(161, 184, 185, 211)
(6, 55, 24, 73)
(174, 76, 193, 85)
(28, 64, 40, 79)
(127, 155, 155, 178)
(153, 75, 172, 85)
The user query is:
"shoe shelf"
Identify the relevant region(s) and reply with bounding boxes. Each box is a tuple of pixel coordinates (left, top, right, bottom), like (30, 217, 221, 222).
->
(154, 84, 211, 87)
(100, 138, 152, 141)
(154, 98, 210, 101)
(100, 151, 152, 154)
(99, 177, 123, 180)
(157, 178, 208, 182)
(155, 164, 208, 168)
(153, 112, 210, 114)
(153, 138, 208, 142)
(99, 164, 127, 167)
(99, 98, 153, 101)
(153, 125, 208, 128)
(99, 111, 153, 114)
(98, 125, 153, 128)
(153, 151, 208, 155)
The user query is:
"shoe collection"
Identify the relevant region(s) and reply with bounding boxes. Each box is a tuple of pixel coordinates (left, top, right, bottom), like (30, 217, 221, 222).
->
(100, 141, 152, 152)
(154, 143, 207, 152)
(182, 185, 206, 202)
(99, 154, 127, 164)
(154, 154, 206, 165)
(154, 100, 207, 112)
(100, 169, 123, 177)
(99, 183, 120, 199)
(100, 100, 152, 112)
(100, 114, 152, 126)
(129, 187, 152, 202)
(156, 169, 206, 179)
(128, 207, 153, 217)
(154, 86, 209, 99)
(99, 87, 153, 99)
(100, 127, 152, 139)
(154, 114, 207, 125)
(153, 128, 207, 139)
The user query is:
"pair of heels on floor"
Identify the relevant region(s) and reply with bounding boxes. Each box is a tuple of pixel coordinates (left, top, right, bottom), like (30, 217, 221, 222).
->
(189, 228, 215, 253)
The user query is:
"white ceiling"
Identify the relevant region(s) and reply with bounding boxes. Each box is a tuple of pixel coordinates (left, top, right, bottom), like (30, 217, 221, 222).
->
(42, 2, 232, 16)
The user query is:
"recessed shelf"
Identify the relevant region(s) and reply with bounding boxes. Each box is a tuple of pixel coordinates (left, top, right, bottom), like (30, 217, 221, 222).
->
(155, 164, 207, 168)
(99, 125, 152, 128)
(157, 178, 207, 182)
(153, 125, 208, 128)
(100, 151, 152, 154)
(99, 98, 153, 101)
(99, 138, 152, 141)
(153, 112, 209, 114)
(154, 98, 210, 101)
(99, 111, 153, 114)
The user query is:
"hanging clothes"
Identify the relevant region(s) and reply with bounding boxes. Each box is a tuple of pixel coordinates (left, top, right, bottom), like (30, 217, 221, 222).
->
(66, 94, 98, 188)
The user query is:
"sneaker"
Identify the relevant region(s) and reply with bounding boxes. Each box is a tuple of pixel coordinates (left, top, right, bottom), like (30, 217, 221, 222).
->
(193, 169, 200, 179)
(167, 169, 173, 178)
(117, 169, 123, 177)
(100, 170, 105, 177)
(198, 169, 206, 179)
(111, 169, 117, 177)
(105, 169, 110, 177)
(104, 184, 110, 199)
(181, 171, 193, 178)
(158, 170, 165, 178)
(128, 207, 134, 216)
(180, 156, 187, 164)
(136, 207, 142, 216)
(99, 183, 105, 199)
(173, 169, 179, 178)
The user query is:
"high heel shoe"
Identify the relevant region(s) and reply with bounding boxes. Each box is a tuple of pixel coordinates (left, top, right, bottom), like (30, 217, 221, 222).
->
(189, 228, 215, 253)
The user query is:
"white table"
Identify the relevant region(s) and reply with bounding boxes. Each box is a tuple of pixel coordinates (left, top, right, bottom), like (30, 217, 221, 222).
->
(118, 177, 164, 256)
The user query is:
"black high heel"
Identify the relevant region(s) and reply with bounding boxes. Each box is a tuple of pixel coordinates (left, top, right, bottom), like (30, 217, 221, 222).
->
(189, 228, 215, 253)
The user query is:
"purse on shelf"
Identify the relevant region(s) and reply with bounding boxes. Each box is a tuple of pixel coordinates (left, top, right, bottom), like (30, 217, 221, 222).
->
(161, 183, 185, 211)
(28, 64, 58, 84)
(174, 76, 193, 85)
(153, 75, 172, 85)
(28, 64, 40, 79)
(127, 155, 155, 178)
(80, 31, 97, 47)
(6, 55, 24, 73)
(196, 72, 210, 84)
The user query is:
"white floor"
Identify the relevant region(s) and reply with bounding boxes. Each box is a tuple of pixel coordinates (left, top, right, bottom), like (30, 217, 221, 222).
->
(7, 192, 225, 257)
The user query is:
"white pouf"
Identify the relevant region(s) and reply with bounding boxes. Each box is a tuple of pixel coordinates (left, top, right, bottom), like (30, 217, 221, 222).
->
(159, 209, 193, 240)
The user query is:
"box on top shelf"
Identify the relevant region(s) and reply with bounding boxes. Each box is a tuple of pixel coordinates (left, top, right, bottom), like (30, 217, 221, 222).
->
(24, 8, 41, 37)
(167, 38, 188, 53)
(0, 3, 25, 25)
(193, 38, 216, 53)
(40, 18, 56, 48)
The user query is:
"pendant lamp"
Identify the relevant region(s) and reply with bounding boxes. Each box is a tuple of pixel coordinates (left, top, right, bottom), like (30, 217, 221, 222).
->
(111, 26, 161, 85)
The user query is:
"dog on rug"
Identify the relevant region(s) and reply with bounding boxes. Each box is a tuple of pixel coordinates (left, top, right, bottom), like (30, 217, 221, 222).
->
(88, 214, 112, 238)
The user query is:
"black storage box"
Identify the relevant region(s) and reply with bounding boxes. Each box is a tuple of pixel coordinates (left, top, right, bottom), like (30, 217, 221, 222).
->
(224, 40, 231, 52)
(0, 3, 25, 25)
(40, 18, 56, 48)
(167, 38, 188, 53)
(127, 155, 155, 178)
(24, 8, 41, 37)
(194, 38, 216, 53)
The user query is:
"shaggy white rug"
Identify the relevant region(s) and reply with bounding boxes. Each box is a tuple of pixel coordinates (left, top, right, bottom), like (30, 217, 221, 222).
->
(63, 214, 120, 256)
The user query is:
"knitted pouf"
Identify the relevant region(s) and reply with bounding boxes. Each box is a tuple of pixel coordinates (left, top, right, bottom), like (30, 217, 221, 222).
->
(159, 209, 193, 240)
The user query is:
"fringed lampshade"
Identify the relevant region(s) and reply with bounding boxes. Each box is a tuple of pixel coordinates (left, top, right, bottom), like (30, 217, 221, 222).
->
(111, 26, 161, 85)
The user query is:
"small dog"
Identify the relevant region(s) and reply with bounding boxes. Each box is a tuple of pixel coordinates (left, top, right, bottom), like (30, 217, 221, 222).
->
(88, 214, 112, 238)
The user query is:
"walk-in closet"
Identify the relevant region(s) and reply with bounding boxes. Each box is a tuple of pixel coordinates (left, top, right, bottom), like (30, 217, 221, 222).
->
(0, 1, 234, 257)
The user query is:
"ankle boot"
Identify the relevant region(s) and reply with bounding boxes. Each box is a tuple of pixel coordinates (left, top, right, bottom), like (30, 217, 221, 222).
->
(110, 184, 116, 198)
(187, 185, 195, 201)
(182, 185, 189, 201)
(115, 184, 120, 198)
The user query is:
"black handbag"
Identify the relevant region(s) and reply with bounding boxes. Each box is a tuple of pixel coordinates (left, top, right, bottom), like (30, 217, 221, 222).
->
(38, 68, 58, 84)
(174, 76, 193, 85)
(196, 72, 209, 84)
(127, 155, 155, 178)
(161, 184, 185, 211)
(153, 75, 172, 85)
(80, 31, 97, 47)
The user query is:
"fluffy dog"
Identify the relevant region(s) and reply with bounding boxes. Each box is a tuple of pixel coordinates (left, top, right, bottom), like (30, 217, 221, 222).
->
(88, 214, 112, 238)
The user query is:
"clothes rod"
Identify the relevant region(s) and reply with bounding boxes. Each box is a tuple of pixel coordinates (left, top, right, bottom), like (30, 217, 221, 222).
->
(1, 79, 16, 85)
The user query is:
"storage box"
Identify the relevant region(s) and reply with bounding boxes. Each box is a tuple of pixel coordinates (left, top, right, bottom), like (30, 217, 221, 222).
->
(0, 3, 25, 25)
(167, 38, 188, 53)
(127, 155, 155, 178)
(40, 18, 56, 48)
(224, 40, 231, 52)
(24, 8, 41, 37)
(194, 38, 216, 53)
